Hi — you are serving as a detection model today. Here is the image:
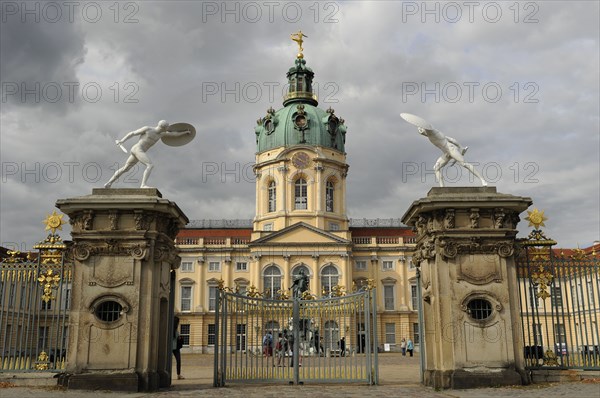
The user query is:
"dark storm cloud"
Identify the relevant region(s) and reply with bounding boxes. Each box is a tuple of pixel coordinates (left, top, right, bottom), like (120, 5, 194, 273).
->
(0, 1, 598, 250)
(0, 11, 86, 111)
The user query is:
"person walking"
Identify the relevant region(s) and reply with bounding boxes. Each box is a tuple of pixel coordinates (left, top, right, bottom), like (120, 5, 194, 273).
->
(276, 332, 287, 367)
(406, 338, 414, 357)
(400, 338, 407, 356)
(172, 316, 184, 379)
(263, 331, 273, 357)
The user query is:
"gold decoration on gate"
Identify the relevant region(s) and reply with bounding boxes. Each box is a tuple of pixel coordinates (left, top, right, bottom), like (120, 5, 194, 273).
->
(38, 268, 61, 302)
(525, 208, 548, 229)
(35, 351, 50, 370)
(43, 211, 66, 234)
(531, 264, 553, 300)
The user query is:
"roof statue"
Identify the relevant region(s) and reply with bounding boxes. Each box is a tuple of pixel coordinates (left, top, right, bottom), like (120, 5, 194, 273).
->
(291, 30, 307, 58)
(104, 120, 196, 189)
(401, 113, 487, 187)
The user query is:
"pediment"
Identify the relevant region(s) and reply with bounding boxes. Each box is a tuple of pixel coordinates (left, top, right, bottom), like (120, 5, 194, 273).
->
(251, 222, 350, 245)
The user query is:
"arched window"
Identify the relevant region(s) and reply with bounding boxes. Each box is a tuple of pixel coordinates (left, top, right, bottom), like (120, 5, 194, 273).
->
(295, 178, 307, 210)
(324, 320, 339, 350)
(263, 265, 282, 299)
(321, 265, 339, 296)
(291, 264, 310, 286)
(326, 181, 334, 212)
(268, 181, 276, 212)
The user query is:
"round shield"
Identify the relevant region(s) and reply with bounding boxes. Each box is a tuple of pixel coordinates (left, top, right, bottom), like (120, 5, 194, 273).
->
(400, 113, 433, 130)
(161, 122, 196, 147)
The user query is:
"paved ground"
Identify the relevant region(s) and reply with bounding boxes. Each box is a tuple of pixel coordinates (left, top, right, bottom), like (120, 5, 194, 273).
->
(1, 353, 599, 397)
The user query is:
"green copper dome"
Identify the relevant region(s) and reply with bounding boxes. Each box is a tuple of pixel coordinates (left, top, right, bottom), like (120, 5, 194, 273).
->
(255, 57, 347, 154)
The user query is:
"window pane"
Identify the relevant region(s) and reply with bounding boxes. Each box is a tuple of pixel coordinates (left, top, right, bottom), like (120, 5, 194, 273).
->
(181, 286, 192, 311)
(413, 323, 420, 344)
(384, 285, 394, 310)
(268, 181, 276, 212)
(295, 179, 307, 210)
(208, 286, 216, 311)
(326, 181, 334, 212)
(385, 323, 396, 344)
(180, 324, 190, 346)
(411, 285, 418, 310)
(208, 324, 216, 345)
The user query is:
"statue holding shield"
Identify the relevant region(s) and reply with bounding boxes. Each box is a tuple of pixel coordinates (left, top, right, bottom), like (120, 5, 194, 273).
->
(104, 120, 196, 189)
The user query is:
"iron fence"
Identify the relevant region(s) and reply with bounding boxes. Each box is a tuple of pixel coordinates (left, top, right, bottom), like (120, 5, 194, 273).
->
(0, 233, 71, 372)
(517, 239, 599, 369)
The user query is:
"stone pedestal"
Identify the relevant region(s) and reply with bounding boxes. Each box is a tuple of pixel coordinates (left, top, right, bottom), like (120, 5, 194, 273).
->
(402, 187, 532, 389)
(55, 188, 188, 392)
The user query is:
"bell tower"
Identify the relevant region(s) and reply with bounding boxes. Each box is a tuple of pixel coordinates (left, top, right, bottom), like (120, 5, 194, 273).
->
(252, 33, 349, 237)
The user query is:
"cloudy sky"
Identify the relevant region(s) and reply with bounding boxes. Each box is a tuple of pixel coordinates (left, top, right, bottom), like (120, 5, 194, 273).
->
(1, 1, 598, 250)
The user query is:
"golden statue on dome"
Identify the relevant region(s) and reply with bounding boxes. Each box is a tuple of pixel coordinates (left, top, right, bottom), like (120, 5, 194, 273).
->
(291, 30, 307, 58)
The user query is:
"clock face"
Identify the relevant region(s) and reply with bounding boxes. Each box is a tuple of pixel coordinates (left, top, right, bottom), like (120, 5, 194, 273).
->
(292, 152, 310, 169)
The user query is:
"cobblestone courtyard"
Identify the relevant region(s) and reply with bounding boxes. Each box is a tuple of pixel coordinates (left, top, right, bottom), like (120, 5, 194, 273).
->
(1, 353, 599, 397)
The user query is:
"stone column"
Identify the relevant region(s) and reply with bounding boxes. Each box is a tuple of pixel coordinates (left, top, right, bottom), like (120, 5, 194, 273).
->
(56, 188, 188, 392)
(402, 187, 531, 389)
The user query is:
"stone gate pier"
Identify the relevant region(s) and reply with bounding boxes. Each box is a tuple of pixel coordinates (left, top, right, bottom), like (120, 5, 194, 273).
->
(402, 187, 532, 389)
(56, 188, 188, 391)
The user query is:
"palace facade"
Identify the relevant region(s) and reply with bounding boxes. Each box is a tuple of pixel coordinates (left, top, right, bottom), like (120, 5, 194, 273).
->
(173, 47, 419, 353)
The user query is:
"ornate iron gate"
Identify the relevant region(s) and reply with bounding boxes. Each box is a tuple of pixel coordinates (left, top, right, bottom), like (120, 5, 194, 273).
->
(0, 213, 71, 371)
(214, 288, 378, 386)
(516, 210, 599, 370)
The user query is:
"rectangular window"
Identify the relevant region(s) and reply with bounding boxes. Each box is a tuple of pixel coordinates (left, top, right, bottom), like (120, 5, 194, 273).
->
(180, 324, 190, 346)
(180, 286, 192, 312)
(551, 285, 563, 307)
(413, 323, 420, 344)
(384, 285, 394, 310)
(329, 222, 339, 231)
(236, 324, 247, 351)
(385, 323, 396, 344)
(326, 182, 334, 212)
(208, 324, 216, 345)
(554, 323, 566, 343)
(208, 261, 220, 272)
(408, 257, 415, 269)
(532, 323, 543, 346)
(62, 326, 69, 350)
(411, 284, 418, 310)
(264, 223, 273, 231)
(355, 260, 366, 271)
(8, 284, 15, 306)
(382, 260, 394, 270)
(588, 280, 595, 305)
(181, 261, 193, 272)
(554, 323, 567, 355)
(208, 286, 217, 311)
(19, 286, 27, 309)
(529, 284, 539, 308)
(268, 182, 276, 212)
(61, 285, 71, 310)
(236, 262, 247, 271)
(41, 298, 52, 310)
(294, 180, 307, 210)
